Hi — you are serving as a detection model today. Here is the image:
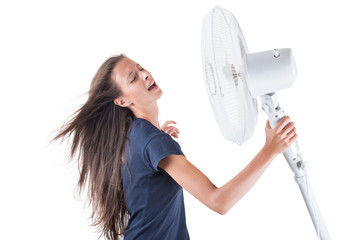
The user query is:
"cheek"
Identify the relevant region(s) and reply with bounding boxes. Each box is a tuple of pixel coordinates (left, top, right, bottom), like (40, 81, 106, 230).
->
(128, 86, 147, 103)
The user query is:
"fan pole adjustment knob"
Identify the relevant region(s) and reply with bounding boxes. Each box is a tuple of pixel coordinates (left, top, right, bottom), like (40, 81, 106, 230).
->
(273, 48, 280, 58)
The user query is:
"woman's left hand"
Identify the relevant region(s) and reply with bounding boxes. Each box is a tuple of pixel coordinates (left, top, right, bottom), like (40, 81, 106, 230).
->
(161, 120, 180, 138)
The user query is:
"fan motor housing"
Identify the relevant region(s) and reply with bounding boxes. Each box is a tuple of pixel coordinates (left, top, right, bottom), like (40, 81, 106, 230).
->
(245, 48, 297, 97)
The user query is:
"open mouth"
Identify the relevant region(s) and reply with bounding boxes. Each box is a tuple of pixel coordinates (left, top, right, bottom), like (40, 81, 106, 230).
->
(148, 81, 157, 91)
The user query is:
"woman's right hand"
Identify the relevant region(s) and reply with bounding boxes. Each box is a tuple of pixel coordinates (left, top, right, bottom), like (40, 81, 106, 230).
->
(263, 116, 298, 157)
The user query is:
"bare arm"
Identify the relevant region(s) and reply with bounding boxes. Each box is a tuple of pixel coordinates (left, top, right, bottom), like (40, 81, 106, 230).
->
(158, 116, 297, 215)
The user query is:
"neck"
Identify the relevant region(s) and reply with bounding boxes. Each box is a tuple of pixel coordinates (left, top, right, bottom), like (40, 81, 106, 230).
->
(131, 102, 160, 129)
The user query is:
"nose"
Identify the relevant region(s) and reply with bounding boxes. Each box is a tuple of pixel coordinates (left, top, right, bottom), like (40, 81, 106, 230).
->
(141, 70, 150, 81)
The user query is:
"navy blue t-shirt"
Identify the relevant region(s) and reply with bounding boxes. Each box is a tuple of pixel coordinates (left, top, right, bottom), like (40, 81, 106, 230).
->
(122, 117, 190, 240)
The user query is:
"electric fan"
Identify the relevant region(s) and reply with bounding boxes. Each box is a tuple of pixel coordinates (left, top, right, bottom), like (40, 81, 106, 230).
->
(201, 6, 330, 240)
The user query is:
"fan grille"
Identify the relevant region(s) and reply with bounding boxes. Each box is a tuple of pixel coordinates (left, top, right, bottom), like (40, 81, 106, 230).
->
(201, 6, 258, 145)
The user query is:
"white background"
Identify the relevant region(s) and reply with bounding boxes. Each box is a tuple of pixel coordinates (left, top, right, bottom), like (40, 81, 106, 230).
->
(1, 0, 359, 239)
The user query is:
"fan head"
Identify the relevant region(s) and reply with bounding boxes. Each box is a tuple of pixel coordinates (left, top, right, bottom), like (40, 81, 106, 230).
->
(201, 6, 297, 145)
(201, 6, 258, 145)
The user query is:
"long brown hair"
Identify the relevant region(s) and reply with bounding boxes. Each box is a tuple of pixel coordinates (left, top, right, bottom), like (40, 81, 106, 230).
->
(52, 54, 133, 239)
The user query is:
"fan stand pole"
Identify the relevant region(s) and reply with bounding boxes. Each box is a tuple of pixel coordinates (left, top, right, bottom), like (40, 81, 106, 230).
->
(260, 92, 331, 240)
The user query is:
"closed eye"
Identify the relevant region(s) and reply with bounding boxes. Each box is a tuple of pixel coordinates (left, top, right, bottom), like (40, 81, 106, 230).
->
(130, 67, 145, 83)
(131, 75, 136, 83)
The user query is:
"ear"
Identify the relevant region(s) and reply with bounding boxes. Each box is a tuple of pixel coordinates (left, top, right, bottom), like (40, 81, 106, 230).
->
(114, 97, 132, 108)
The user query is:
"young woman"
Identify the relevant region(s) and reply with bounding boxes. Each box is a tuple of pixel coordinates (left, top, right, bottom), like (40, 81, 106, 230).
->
(53, 54, 297, 240)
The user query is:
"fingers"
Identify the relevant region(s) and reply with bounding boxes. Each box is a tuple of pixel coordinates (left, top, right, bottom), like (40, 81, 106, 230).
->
(274, 116, 290, 133)
(167, 126, 179, 134)
(264, 116, 298, 154)
(265, 117, 290, 131)
(284, 127, 296, 139)
(286, 130, 298, 144)
(161, 120, 180, 138)
(265, 120, 271, 129)
(282, 122, 295, 136)
(165, 127, 179, 138)
(161, 120, 176, 129)
(162, 126, 179, 133)
(171, 132, 179, 138)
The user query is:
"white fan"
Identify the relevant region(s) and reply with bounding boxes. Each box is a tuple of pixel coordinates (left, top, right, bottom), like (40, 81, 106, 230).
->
(201, 6, 331, 240)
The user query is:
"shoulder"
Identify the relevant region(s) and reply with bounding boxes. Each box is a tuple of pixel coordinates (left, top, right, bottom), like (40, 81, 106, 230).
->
(130, 118, 165, 142)
(130, 118, 179, 153)
(130, 118, 184, 171)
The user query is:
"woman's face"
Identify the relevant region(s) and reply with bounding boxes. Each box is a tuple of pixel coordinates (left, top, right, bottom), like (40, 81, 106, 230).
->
(113, 57, 162, 108)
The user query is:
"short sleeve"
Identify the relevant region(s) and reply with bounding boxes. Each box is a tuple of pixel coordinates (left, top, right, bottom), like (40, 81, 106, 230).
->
(144, 133, 185, 171)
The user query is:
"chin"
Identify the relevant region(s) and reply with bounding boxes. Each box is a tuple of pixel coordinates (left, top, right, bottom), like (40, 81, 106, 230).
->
(156, 88, 163, 99)
(158, 89, 162, 99)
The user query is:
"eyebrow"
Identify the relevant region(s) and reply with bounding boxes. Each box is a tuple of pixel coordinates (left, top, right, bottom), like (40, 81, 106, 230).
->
(127, 64, 139, 81)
